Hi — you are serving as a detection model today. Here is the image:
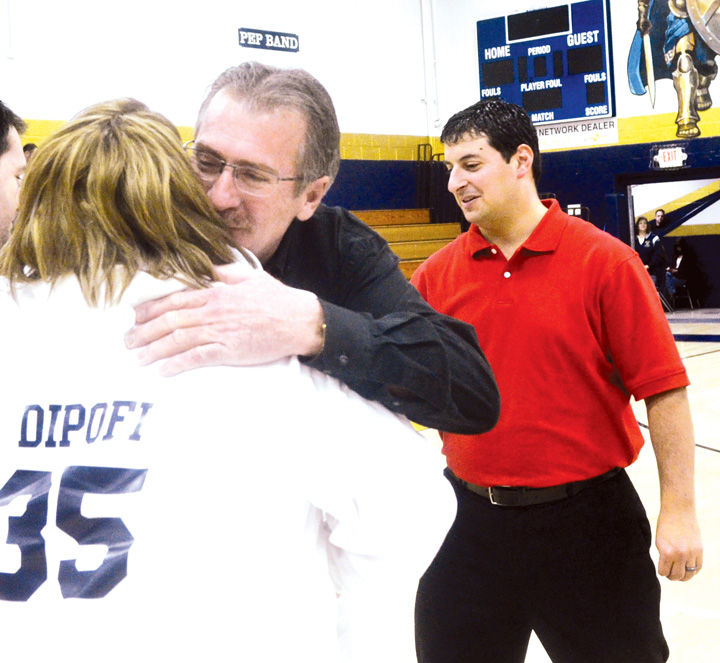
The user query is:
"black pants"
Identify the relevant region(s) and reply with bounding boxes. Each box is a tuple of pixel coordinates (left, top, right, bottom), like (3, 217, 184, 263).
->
(415, 469, 669, 663)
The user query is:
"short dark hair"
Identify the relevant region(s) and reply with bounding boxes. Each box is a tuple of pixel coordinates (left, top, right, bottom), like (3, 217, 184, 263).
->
(1, 100, 26, 156)
(441, 99, 541, 183)
(23, 142, 37, 154)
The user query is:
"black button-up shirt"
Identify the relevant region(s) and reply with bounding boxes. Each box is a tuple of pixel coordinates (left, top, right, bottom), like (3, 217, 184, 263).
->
(265, 204, 499, 434)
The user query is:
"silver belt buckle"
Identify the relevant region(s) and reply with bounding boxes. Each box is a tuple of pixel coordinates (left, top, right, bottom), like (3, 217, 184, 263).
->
(488, 486, 500, 505)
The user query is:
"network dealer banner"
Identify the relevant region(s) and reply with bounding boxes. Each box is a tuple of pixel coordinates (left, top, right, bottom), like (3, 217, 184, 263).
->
(536, 117, 618, 151)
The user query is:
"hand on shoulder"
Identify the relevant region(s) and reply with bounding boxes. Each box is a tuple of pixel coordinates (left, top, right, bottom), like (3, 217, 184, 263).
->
(125, 263, 325, 375)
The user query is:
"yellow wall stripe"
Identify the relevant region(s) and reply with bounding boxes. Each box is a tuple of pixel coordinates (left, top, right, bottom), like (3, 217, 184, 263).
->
(619, 107, 720, 146)
(18, 107, 720, 160)
(668, 224, 720, 237)
(22, 119, 66, 147)
(637, 180, 720, 220)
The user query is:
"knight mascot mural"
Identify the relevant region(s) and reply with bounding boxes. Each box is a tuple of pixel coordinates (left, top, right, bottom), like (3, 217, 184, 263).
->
(629, 0, 720, 138)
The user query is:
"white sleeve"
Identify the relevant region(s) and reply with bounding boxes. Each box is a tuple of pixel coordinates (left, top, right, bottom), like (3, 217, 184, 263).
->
(300, 368, 456, 662)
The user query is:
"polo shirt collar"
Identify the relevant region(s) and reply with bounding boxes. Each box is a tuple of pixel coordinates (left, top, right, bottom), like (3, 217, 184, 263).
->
(465, 198, 567, 258)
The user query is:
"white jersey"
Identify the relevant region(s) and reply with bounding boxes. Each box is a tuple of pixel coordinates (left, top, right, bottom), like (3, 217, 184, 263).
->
(0, 267, 455, 662)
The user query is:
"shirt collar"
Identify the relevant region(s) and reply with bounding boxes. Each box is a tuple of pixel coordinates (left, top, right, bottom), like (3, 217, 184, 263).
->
(264, 218, 301, 280)
(465, 198, 567, 258)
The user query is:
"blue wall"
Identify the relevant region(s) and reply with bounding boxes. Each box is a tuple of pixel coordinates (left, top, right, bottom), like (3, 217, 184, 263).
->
(325, 160, 420, 210)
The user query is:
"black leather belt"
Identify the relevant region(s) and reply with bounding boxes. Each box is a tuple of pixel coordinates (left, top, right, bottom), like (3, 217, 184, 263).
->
(448, 467, 623, 507)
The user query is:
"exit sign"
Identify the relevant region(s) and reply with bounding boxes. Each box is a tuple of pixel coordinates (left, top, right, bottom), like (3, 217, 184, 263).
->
(652, 146, 688, 169)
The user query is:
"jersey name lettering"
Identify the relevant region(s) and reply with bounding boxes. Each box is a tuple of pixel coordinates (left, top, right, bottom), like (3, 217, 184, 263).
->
(18, 401, 154, 448)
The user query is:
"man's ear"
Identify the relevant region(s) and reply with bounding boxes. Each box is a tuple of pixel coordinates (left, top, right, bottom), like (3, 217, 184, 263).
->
(297, 176, 331, 221)
(513, 144, 535, 180)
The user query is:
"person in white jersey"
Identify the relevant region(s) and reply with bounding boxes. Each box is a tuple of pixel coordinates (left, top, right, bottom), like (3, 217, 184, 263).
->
(0, 99, 454, 662)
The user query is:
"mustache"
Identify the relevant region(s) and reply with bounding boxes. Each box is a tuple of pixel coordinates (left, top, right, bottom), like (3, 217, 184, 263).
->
(218, 209, 251, 230)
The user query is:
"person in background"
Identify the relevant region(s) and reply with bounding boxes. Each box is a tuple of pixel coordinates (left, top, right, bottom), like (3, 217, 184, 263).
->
(0, 98, 455, 662)
(654, 207, 667, 231)
(124, 62, 500, 435)
(22, 142, 37, 162)
(0, 100, 26, 245)
(635, 215, 668, 291)
(412, 98, 701, 663)
(665, 237, 702, 305)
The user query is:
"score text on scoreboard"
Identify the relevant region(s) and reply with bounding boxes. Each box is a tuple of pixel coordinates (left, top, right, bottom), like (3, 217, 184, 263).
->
(477, 0, 613, 124)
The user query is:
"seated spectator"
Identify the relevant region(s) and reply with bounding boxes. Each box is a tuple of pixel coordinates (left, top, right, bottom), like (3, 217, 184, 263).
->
(0, 98, 454, 661)
(635, 215, 668, 290)
(665, 238, 703, 305)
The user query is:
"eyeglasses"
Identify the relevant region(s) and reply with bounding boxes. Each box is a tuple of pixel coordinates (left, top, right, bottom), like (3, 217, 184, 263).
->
(184, 140, 303, 198)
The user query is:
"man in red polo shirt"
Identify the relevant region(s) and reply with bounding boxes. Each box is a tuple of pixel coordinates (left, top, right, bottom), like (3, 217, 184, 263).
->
(411, 99, 702, 663)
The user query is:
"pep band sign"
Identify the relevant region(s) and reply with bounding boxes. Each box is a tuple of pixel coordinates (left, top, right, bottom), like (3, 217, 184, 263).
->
(238, 28, 299, 52)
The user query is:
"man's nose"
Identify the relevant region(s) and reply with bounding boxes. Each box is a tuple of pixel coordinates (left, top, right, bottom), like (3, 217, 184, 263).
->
(447, 167, 465, 194)
(207, 167, 243, 211)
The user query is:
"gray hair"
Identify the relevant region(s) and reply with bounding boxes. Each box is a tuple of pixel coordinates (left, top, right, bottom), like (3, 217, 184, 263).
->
(197, 62, 340, 192)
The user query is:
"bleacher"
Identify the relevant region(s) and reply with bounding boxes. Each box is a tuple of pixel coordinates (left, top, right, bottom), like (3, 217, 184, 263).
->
(352, 209, 462, 279)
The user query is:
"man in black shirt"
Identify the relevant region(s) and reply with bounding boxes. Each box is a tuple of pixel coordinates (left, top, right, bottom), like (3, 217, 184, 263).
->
(125, 62, 499, 433)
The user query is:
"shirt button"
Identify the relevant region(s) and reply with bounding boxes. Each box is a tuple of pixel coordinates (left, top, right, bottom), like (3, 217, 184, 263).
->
(503, 271, 511, 279)
(491, 248, 497, 255)
(338, 354, 349, 366)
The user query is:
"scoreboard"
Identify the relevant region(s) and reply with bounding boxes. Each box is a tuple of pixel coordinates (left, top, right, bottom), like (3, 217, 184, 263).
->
(476, 0, 613, 124)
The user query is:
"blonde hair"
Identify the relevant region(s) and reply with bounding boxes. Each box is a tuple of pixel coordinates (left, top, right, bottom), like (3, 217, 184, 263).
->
(0, 98, 236, 305)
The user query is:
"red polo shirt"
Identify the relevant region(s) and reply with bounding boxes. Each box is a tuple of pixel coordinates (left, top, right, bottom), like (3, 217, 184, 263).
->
(412, 199, 688, 487)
